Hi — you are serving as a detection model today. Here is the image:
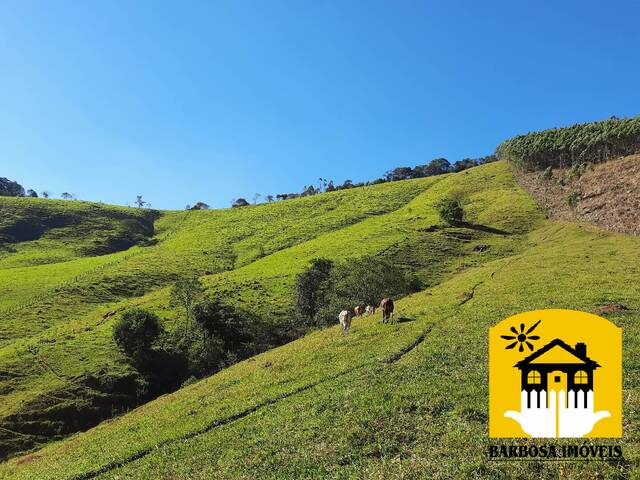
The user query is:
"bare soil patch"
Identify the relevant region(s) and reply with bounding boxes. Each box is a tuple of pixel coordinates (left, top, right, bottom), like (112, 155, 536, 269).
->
(516, 155, 640, 235)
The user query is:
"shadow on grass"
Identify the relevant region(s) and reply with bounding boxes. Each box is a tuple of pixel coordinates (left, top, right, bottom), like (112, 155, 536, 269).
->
(452, 221, 512, 236)
(394, 316, 416, 324)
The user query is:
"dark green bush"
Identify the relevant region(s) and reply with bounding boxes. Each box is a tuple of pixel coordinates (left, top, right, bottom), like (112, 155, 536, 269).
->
(295, 258, 334, 322)
(113, 309, 162, 359)
(539, 166, 553, 181)
(193, 299, 248, 350)
(435, 198, 465, 224)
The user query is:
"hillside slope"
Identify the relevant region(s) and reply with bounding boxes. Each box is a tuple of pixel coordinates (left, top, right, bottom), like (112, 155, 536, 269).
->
(0, 162, 640, 479)
(516, 154, 640, 236)
(1, 222, 637, 479)
(0, 178, 440, 457)
(2, 163, 539, 459)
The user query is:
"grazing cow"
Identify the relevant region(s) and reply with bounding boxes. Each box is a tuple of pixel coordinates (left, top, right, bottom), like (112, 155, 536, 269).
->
(380, 298, 394, 323)
(365, 305, 376, 316)
(354, 305, 363, 317)
(338, 310, 352, 333)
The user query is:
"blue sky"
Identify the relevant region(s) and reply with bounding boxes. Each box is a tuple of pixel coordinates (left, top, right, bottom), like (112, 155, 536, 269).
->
(1, 1, 639, 209)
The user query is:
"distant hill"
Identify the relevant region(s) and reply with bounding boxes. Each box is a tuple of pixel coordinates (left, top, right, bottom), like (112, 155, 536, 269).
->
(0, 161, 541, 460)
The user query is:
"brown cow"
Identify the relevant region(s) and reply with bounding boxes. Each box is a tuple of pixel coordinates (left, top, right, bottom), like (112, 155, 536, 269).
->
(380, 298, 394, 323)
(354, 305, 363, 317)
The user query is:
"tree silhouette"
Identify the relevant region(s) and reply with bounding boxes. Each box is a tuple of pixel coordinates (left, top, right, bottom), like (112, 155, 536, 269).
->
(134, 195, 147, 208)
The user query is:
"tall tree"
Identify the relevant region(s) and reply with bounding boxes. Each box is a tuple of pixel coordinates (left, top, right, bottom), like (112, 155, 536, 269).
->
(295, 258, 334, 322)
(384, 167, 414, 182)
(0, 177, 25, 197)
(189, 202, 210, 210)
(415, 158, 452, 177)
(170, 277, 204, 333)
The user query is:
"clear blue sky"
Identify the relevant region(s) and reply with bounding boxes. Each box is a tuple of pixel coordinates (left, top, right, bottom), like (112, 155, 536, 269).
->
(1, 1, 639, 209)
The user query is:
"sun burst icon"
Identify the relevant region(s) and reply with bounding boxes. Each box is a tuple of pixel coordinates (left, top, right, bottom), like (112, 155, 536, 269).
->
(501, 319, 541, 352)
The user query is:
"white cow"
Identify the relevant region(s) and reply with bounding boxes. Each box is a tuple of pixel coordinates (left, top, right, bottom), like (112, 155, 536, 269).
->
(365, 305, 376, 316)
(338, 310, 352, 333)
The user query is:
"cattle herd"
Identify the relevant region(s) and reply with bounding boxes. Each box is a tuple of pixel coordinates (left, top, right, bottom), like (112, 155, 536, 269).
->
(338, 297, 394, 333)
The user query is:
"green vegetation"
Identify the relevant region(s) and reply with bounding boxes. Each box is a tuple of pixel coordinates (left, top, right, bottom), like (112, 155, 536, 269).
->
(112, 309, 163, 360)
(0, 197, 157, 266)
(0, 161, 538, 460)
(435, 197, 465, 224)
(567, 191, 581, 209)
(496, 115, 640, 170)
(0, 156, 638, 479)
(296, 256, 420, 327)
(295, 258, 334, 323)
(1, 221, 637, 479)
(0, 178, 26, 197)
(0, 174, 443, 457)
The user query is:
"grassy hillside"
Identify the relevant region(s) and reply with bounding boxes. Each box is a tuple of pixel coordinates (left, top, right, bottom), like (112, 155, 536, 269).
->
(0, 161, 540, 460)
(1, 221, 637, 478)
(1, 159, 637, 479)
(0, 198, 158, 267)
(0, 174, 451, 457)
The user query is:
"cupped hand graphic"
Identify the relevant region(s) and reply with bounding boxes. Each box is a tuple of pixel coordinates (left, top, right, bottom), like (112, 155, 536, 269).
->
(504, 390, 556, 438)
(558, 390, 610, 438)
(505, 389, 610, 438)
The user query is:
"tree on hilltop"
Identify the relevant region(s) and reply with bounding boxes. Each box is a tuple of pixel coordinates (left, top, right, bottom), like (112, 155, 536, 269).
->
(134, 195, 147, 208)
(0, 177, 25, 197)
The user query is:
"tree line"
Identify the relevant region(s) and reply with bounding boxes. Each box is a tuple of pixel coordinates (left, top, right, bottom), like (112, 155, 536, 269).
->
(0, 177, 81, 201)
(226, 155, 496, 209)
(496, 115, 640, 170)
(2, 153, 493, 211)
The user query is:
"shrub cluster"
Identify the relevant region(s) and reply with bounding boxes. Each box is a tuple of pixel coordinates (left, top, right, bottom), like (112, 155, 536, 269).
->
(294, 256, 421, 328)
(113, 278, 281, 395)
(435, 198, 465, 224)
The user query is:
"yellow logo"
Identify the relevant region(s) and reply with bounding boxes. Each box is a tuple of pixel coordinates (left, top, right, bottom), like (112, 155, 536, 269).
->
(489, 309, 621, 438)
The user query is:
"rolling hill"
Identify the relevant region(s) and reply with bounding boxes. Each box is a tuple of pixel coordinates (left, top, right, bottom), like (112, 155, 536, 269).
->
(0, 154, 638, 478)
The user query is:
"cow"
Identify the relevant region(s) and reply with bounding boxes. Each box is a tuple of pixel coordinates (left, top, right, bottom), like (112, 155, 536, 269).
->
(365, 305, 376, 316)
(380, 298, 394, 323)
(354, 305, 363, 317)
(338, 310, 352, 333)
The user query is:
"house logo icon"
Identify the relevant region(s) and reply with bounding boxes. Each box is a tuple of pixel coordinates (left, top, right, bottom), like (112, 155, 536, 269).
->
(489, 309, 622, 438)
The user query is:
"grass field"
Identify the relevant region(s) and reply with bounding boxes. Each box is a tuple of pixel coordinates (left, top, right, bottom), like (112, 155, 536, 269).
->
(0, 172, 446, 457)
(1, 222, 637, 479)
(0, 160, 638, 478)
